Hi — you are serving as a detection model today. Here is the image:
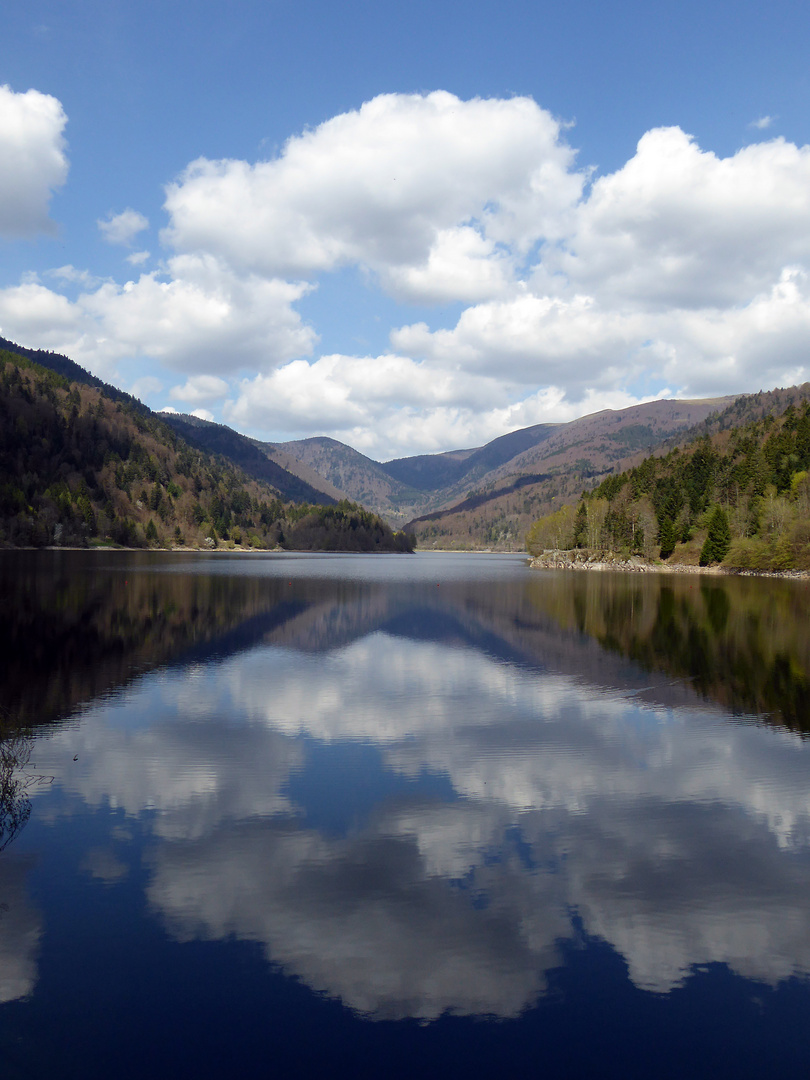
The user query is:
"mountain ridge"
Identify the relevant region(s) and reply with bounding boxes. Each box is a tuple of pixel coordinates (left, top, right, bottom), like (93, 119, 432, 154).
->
(0, 344, 410, 552)
(8, 333, 810, 553)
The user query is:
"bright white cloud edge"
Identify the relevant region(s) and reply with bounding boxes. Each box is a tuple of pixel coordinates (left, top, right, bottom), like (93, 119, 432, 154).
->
(0, 84, 67, 238)
(0, 90, 809, 458)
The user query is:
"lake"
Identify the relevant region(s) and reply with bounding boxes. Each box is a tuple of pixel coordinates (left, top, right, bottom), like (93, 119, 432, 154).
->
(1, 549, 809, 1078)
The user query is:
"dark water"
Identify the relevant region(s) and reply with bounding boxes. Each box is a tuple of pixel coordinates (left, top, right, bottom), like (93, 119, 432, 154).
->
(1, 550, 810, 1079)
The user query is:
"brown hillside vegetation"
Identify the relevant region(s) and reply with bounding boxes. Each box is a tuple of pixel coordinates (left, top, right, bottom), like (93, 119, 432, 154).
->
(0, 350, 412, 553)
(274, 436, 425, 522)
(405, 396, 737, 549)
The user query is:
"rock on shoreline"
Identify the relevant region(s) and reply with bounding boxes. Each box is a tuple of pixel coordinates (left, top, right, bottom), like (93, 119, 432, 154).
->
(528, 549, 810, 579)
(528, 549, 716, 574)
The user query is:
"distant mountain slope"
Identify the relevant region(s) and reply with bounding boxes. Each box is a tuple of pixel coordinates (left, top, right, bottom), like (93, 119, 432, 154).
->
(691, 383, 810, 437)
(160, 414, 336, 505)
(381, 423, 559, 491)
(486, 398, 735, 483)
(379, 446, 478, 492)
(273, 436, 424, 522)
(275, 399, 737, 542)
(255, 443, 351, 503)
(403, 397, 740, 549)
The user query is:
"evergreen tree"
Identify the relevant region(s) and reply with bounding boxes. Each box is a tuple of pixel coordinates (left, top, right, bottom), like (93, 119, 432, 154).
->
(573, 501, 588, 548)
(659, 516, 677, 560)
(700, 506, 731, 565)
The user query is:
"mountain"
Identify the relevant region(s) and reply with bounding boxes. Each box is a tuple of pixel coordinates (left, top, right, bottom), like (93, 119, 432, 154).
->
(0, 345, 411, 553)
(400, 396, 739, 549)
(160, 413, 337, 505)
(276, 424, 565, 523)
(381, 423, 559, 491)
(253, 442, 350, 503)
(0, 335, 340, 509)
(234, 397, 750, 548)
(272, 436, 425, 522)
(526, 386, 810, 572)
(10, 331, 809, 555)
(0, 335, 147, 413)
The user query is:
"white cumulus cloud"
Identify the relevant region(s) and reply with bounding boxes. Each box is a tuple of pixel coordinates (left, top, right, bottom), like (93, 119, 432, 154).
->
(169, 374, 229, 406)
(0, 255, 316, 381)
(0, 84, 68, 237)
(162, 91, 582, 302)
(4, 90, 810, 455)
(98, 208, 149, 246)
(557, 128, 810, 311)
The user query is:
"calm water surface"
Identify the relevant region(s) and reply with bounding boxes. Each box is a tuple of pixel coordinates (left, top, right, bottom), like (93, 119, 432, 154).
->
(1, 550, 810, 1078)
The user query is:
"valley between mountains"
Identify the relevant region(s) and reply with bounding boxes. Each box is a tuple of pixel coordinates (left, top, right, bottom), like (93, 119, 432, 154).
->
(3, 333, 810, 553)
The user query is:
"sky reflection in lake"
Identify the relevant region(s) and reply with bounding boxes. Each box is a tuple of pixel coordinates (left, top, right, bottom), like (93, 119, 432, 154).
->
(2, 551, 810, 1078)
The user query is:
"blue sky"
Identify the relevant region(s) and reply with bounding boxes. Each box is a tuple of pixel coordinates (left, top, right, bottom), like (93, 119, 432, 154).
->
(2, 0, 810, 459)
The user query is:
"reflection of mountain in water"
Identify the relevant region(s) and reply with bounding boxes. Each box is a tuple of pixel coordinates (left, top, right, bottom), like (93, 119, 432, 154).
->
(15, 551, 810, 1025)
(0, 551, 339, 727)
(263, 574, 810, 731)
(4, 552, 810, 733)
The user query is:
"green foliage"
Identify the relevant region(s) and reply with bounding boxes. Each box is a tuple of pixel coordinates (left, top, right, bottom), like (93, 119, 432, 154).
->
(528, 398, 810, 571)
(699, 506, 731, 565)
(573, 501, 587, 548)
(526, 504, 576, 554)
(658, 516, 678, 560)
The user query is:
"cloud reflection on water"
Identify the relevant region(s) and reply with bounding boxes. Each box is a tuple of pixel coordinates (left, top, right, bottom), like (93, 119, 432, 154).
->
(0, 858, 41, 1005)
(26, 623, 810, 1017)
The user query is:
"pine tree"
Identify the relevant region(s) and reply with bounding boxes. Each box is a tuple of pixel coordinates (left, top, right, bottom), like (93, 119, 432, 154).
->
(700, 506, 731, 565)
(573, 501, 588, 548)
(659, 516, 677, 560)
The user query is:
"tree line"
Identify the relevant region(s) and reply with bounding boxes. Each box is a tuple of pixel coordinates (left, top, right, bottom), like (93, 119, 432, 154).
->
(527, 397, 810, 571)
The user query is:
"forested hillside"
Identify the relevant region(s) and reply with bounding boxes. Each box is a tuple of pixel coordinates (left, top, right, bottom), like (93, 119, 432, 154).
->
(527, 394, 810, 572)
(281, 398, 731, 545)
(160, 412, 338, 505)
(405, 396, 736, 549)
(0, 349, 412, 553)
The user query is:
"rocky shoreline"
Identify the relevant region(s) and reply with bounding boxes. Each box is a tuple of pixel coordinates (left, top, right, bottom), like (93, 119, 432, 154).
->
(528, 549, 810, 579)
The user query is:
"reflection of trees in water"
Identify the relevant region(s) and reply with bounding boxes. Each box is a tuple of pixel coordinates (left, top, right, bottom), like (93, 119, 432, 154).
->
(525, 572, 810, 731)
(0, 716, 34, 852)
(5, 549, 810, 742)
(0, 551, 323, 729)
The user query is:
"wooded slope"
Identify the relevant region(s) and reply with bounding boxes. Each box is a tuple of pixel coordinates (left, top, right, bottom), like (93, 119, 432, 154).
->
(527, 390, 810, 572)
(0, 349, 411, 552)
